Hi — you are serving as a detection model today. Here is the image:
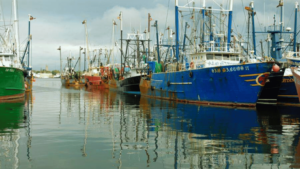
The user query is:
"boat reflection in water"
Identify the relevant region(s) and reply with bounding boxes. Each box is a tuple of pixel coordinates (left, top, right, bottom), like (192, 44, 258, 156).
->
(2, 82, 300, 168)
(0, 99, 25, 169)
(140, 97, 300, 168)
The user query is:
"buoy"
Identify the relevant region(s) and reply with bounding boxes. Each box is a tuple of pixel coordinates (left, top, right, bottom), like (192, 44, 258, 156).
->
(190, 62, 194, 69)
(272, 64, 280, 72)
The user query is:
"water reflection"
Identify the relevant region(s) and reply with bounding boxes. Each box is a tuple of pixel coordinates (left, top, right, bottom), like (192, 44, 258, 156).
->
(0, 98, 25, 169)
(2, 79, 300, 169)
(140, 97, 300, 168)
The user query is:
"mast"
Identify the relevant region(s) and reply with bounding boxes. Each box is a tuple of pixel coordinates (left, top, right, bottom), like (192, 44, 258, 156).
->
(192, 2, 196, 52)
(202, 0, 206, 43)
(137, 33, 140, 67)
(175, 0, 179, 61)
(82, 20, 90, 72)
(13, 0, 20, 59)
(28, 14, 31, 69)
(280, 0, 284, 40)
(58, 46, 62, 76)
(148, 13, 151, 62)
(119, 12, 123, 76)
(294, 2, 298, 54)
(84, 48, 86, 72)
(79, 47, 82, 76)
(251, 2, 256, 55)
(227, 0, 233, 51)
(112, 20, 116, 66)
(155, 20, 160, 63)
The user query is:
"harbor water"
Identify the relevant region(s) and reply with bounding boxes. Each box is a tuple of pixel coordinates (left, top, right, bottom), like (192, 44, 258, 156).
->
(1, 78, 300, 169)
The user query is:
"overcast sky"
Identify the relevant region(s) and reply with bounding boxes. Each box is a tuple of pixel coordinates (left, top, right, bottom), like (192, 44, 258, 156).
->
(1, 0, 299, 70)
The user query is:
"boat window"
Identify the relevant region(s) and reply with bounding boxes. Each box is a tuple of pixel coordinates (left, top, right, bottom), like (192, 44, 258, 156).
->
(207, 54, 214, 60)
(223, 54, 230, 60)
(215, 54, 222, 60)
(230, 55, 235, 61)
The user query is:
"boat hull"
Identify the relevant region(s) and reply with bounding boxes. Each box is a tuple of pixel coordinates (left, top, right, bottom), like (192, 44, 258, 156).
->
(0, 67, 25, 100)
(85, 75, 104, 89)
(277, 75, 299, 103)
(291, 67, 300, 102)
(257, 69, 285, 105)
(119, 75, 141, 92)
(140, 62, 274, 107)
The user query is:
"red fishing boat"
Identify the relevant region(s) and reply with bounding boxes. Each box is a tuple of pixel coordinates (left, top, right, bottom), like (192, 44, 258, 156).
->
(291, 67, 300, 102)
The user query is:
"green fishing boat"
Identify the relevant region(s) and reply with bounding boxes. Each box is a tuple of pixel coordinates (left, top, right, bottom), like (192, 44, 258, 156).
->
(0, 0, 25, 100)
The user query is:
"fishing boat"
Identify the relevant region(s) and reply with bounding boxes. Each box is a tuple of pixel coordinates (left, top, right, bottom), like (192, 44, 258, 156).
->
(291, 67, 300, 102)
(119, 32, 148, 92)
(140, 0, 274, 107)
(81, 20, 105, 89)
(0, 0, 25, 100)
(109, 13, 147, 92)
(84, 50, 104, 89)
(251, 1, 300, 105)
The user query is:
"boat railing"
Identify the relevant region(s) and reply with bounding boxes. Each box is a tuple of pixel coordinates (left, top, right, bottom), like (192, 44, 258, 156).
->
(198, 42, 240, 53)
(283, 51, 300, 58)
(166, 63, 177, 72)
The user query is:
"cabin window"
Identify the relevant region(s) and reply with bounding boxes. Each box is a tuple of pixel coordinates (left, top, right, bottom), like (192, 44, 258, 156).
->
(223, 55, 230, 60)
(207, 54, 213, 60)
(215, 54, 222, 60)
(230, 55, 235, 61)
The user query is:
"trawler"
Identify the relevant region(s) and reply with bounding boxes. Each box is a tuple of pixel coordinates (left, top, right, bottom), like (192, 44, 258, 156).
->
(140, 0, 274, 107)
(0, 0, 25, 100)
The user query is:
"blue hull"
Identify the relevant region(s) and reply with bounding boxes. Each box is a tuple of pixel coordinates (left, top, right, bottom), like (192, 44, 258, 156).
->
(141, 62, 274, 106)
(278, 75, 299, 103)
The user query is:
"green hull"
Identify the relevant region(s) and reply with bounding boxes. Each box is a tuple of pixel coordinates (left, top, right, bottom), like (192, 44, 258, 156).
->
(0, 67, 25, 99)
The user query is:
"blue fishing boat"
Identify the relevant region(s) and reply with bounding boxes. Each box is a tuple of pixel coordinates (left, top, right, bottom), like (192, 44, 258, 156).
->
(140, 0, 274, 107)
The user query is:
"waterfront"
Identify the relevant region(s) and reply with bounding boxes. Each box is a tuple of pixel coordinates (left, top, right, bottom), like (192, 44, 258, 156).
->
(1, 78, 300, 168)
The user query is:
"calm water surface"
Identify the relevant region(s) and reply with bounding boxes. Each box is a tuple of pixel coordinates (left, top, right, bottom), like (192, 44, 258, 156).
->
(1, 78, 300, 168)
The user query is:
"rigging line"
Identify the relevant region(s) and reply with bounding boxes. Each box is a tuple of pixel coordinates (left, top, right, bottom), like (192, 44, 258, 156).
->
(0, 0, 5, 30)
(255, 14, 267, 43)
(211, 0, 225, 10)
(240, 0, 247, 34)
(163, 0, 171, 40)
(286, 9, 294, 31)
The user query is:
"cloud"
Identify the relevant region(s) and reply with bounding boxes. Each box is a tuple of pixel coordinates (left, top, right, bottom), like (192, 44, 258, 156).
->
(1, 0, 298, 70)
